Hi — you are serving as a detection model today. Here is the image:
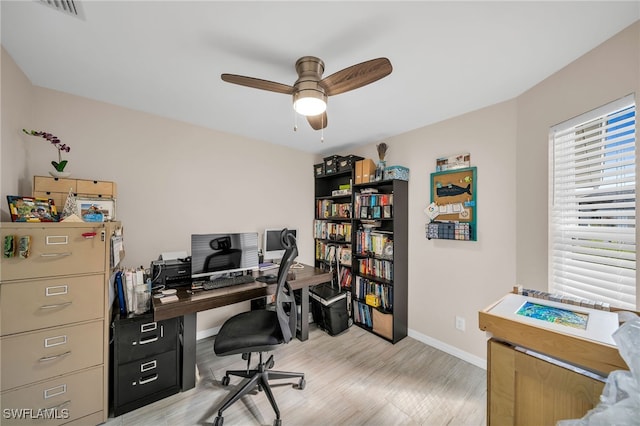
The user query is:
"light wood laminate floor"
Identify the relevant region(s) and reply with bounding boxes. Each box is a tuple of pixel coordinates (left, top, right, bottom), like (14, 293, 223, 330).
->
(104, 325, 486, 425)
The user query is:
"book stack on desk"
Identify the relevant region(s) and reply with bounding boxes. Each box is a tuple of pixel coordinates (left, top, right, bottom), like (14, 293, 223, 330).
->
(259, 262, 279, 271)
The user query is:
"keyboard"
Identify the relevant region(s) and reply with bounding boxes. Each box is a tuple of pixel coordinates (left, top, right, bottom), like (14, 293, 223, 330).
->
(202, 274, 254, 290)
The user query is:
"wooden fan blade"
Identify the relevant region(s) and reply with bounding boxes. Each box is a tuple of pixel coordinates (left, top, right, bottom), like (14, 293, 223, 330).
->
(221, 74, 294, 95)
(307, 112, 328, 130)
(321, 58, 392, 96)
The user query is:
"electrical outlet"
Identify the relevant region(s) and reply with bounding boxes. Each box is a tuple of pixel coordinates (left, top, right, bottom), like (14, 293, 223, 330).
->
(455, 316, 466, 331)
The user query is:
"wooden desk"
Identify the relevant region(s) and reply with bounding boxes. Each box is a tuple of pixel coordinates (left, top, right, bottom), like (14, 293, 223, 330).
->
(152, 263, 331, 390)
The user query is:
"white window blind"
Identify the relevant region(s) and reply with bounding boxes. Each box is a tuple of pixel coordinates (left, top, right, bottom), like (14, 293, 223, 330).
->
(549, 94, 637, 310)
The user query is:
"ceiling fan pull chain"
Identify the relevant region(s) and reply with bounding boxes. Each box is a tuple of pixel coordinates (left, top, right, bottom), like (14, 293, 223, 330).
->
(320, 114, 324, 143)
(293, 108, 298, 132)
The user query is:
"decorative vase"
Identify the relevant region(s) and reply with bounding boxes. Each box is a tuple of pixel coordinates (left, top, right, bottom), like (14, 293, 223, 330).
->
(49, 170, 71, 178)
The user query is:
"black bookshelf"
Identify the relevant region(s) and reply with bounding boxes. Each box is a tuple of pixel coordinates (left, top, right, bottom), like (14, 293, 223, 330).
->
(313, 164, 407, 343)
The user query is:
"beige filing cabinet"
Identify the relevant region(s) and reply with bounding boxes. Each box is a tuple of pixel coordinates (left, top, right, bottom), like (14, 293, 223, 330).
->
(1, 222, 122, 425)
(33, 176, 117, 212)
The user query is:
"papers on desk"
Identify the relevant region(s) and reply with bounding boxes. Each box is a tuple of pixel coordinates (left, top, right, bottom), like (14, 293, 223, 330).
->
(259, 262, 279, 272)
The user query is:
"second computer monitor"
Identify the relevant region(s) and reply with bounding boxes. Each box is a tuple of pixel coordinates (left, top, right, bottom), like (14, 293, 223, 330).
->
(263, 228, 297, 262)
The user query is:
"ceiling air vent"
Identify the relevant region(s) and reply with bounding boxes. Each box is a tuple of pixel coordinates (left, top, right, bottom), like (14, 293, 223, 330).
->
(38, 0, 84, 19)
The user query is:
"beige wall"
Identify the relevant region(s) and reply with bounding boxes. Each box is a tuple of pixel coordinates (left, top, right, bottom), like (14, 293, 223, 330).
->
(1, 46, 316, 332)
(516, 21, 640, 309)
(335, 99, 517, 365)
(2, 20, 638, 365)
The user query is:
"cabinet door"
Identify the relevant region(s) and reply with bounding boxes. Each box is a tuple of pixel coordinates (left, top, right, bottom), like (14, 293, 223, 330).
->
(0, 366, 103, 425)
(115, 317, 178, 364)
(0, 227, 106, 281)
(1, 321, 103, 391)
(0, 275, 104, 335)
(488, 339, 605, 426)
(115, 350, 178, 405)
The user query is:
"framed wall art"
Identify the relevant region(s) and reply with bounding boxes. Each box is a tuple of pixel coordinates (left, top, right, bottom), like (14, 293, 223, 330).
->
(428, 166, 477, 241)
(76, 197, 116, 222)
(6, 196, 58, 222)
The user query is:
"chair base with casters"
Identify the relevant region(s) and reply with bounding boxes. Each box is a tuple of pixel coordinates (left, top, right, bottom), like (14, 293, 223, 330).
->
(213, 349, 305, 426)
(213, 229, 303, 426)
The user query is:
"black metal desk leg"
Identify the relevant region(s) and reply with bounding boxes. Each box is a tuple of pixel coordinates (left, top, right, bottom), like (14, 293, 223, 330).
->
(298, 287, 309, 341)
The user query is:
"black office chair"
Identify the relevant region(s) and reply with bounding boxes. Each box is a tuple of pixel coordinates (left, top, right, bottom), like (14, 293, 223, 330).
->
(213, 229, 305, 426)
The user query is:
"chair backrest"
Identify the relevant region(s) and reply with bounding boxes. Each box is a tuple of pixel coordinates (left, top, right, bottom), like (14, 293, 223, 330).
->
(274, 229, 298, 343)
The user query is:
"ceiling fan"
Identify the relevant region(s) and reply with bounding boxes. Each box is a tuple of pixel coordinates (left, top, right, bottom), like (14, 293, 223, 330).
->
(221, 56, 392, 130)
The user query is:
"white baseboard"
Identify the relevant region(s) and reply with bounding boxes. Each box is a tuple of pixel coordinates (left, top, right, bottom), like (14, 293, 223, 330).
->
(196, 325, 487, 371)
(408, 328, 487, 370)
(196, 326, 220, 341)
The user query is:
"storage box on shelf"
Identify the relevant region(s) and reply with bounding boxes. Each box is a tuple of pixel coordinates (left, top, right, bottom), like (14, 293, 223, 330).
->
(0, 221, 122, 425)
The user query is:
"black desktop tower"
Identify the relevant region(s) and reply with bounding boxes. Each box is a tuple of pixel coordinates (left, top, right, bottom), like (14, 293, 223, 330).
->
(310, 283, 349, 336)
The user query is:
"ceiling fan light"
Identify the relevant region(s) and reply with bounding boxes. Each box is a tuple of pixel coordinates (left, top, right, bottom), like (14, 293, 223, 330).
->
(293, 90, 327, 116)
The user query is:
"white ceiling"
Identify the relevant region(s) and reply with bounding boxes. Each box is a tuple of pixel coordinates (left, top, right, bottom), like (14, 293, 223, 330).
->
(2, 1, 639, 155)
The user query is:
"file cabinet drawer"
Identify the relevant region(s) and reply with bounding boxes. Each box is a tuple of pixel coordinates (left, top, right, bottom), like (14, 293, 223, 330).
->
(0, 226, 106, 281)
(114, 316, 179, 363)
(1, 321, 103, 391)
(0, 275, 104, 335)
(0, 366, 103, 425)
(115, 350, 178, 406)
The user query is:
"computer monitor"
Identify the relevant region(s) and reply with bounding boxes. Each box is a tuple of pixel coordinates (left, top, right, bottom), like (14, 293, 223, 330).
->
(263, 228, 297, 262)
(191, 232, 259, 280)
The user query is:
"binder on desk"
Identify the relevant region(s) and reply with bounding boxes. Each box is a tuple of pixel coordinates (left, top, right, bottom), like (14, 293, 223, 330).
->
(115, 270, 127, 315)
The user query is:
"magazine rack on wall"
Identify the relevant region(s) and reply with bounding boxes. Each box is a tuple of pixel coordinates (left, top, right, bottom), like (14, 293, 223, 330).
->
(427, 166, 477, 241)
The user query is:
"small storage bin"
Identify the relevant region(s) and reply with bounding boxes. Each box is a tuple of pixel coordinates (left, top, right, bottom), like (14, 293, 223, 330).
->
(384, 165, 410, 181)
(313, 163, 325, 177)
(310, 283, 349, 336)
(323, 155, 340, 175)
(337, 155, 364, 172)
(372, 309, 393, 340)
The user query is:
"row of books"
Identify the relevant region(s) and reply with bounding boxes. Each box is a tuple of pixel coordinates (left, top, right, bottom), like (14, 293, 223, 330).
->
(315, 241, 352, 266)
(313, 220, 352, 242)
(114, 267, 150, 316)
(357, 258, 393, 281)
(354, 276, 393, 310)
(353, 300, 373, 328)
(339, 267, 353, 288)
(316, 199, 351, 219)
(355, 230, 393, 258)
(355, 193, 393, 209)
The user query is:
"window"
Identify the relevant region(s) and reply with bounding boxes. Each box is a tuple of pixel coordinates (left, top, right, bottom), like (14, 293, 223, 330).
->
(549, 95, 636, 310)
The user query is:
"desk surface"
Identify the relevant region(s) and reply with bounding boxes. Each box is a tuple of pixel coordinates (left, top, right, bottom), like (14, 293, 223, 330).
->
(153, 263, 332, 322)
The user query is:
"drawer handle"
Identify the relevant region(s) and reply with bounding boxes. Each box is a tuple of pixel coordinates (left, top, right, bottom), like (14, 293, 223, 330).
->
(46, 285, 68, 296)
(46, 236, 69, 245)
(40, 252, 72, 258)
(39, 351, 71, 362)
(138, 336, 158, 345)
(140, 360, 157, 372)
(141, 322, 157, 333)
(138, 374, 158, 385)
(47, 400, 71, 411)
(44, 384, 67, 399)
(40, 301, 72, 309)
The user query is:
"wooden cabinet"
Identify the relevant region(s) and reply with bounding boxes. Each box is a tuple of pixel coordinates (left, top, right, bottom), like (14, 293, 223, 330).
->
(313, 162, 408, 343)
(33, 176, 117, 210)
(480, 294, 628, 426)
(0, 221, 122, 425)
(110, 313, 180, 416)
